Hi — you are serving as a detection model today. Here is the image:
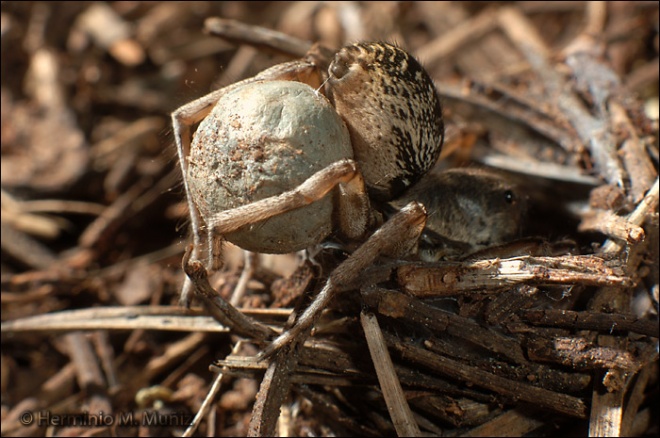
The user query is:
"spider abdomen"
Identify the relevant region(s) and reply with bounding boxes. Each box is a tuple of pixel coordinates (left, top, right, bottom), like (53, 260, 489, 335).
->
(326, 42, 444, 201)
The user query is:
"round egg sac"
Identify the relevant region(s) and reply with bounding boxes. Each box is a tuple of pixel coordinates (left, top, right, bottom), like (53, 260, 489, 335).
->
(187, 80, 353, 253)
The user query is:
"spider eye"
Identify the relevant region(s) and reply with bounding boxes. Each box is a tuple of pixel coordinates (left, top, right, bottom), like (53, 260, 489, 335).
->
(504, 190, 515, 204)
(330, 58, 350, 80)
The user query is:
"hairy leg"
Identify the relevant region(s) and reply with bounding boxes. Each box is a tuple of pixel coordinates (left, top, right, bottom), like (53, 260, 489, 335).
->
(258, 201, 427, 360)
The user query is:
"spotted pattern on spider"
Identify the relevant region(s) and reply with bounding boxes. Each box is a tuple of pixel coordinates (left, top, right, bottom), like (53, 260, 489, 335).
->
(325, 42, 444, 202)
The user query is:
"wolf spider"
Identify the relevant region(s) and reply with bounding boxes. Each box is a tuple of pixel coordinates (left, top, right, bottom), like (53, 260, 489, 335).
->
(172, 34, 446, 357)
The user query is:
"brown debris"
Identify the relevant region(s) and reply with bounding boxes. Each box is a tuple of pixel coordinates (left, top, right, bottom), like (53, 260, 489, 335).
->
(1, 2, 658, 437)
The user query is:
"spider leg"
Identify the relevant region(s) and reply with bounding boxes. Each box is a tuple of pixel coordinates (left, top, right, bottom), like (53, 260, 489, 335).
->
(334, 169, 373, 240)
(207, 159, 364, 235)
(258, 201, 427, 360)
(184, 160, 370, 340)
(202, 159, 372, 285)
(172, 90, 224, 306)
